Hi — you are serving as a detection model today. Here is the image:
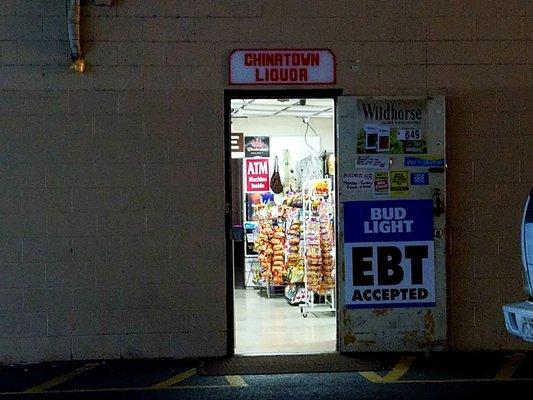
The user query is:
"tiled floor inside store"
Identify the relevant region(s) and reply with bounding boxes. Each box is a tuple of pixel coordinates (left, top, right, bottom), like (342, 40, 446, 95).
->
(235, 288, 336, 354)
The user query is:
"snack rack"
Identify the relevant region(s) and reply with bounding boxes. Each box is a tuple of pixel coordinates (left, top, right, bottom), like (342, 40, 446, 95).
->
(299, 179, 336, 317)
(253, 203, 288, 298)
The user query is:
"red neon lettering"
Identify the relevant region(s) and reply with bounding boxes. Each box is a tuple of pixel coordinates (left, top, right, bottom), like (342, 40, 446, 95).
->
(292, 53, 300, 66)
(290, 69, 297, 80)
(244, 53, 253, 66)
(299, 68, 308, 81)
(255, 69, 264, 81)
(310, 53, 319, 66)
(264, 53, 274, 66)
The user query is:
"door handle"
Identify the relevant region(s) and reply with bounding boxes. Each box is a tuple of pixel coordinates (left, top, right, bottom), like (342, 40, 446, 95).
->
(433, 188, 444, 217)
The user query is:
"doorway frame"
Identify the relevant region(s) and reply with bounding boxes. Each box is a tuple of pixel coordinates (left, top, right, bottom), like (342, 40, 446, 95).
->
(224, 88, 344, 356)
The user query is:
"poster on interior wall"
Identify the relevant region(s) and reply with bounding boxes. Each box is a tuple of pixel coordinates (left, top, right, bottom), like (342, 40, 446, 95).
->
(245, 136, 270, 157)
(343, 199, 435, 308)
(231, 132, 245, 159)
(356, 100, 427, 155)
(245, 157, 270, 192)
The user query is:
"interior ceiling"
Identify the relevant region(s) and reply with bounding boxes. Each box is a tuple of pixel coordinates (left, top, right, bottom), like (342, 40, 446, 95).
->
(231, 98, 334, 119)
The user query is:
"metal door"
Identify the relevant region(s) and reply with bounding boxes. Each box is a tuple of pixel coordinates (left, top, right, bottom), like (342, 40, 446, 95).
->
(336, 96, 446, 351)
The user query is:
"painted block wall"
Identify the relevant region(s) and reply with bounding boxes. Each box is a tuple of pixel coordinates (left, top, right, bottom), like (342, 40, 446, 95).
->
(0, 0, 531, 362)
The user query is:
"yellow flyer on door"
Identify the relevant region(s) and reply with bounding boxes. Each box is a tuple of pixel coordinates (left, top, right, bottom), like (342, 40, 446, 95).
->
(390, 171, 409, 197)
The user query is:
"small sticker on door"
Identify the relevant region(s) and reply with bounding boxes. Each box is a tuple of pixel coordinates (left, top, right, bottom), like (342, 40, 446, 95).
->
(373, 172, 390, 197)
(390, 171, 409, 196)
(410, 172, 429, 186)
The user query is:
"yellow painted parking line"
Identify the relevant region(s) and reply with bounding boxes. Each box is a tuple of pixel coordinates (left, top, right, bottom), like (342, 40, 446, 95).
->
(395, 377, 533, 384)
(0, 374, 530, 396)
(151, 368, 197, 389)
(495, 353, 525, 381)
(225, 375, 249, 387)
(0, 384, 230, 397)
(360, 356, 416, 383)
(25, 363, 99, 393)
(358, 371, 383, 383)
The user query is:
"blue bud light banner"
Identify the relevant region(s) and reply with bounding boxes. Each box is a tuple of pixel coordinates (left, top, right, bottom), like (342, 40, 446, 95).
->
(344, 199, 435, 308)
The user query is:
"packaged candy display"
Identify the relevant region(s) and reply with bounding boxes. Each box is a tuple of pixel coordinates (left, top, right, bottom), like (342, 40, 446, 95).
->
(285, 285, 308, 305)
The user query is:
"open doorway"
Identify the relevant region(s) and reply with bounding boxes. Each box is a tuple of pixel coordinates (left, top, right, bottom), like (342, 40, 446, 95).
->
(227, 93, 338, 355)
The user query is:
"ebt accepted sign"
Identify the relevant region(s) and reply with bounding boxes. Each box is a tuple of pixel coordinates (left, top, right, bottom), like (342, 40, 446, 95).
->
(344, 199, 435, 308)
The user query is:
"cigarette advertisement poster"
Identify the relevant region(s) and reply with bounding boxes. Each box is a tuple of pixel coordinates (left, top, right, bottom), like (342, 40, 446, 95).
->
(343, 199, 435, 309)
(356, 100, 427, 155)
(244, 136, 270, 158)
(245, 157, 269, 192)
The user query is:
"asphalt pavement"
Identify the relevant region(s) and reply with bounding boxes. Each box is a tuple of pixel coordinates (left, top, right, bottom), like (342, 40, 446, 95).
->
(0, 352, 531, 399)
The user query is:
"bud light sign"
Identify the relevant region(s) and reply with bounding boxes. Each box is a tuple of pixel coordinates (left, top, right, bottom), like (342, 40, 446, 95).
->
(344, 199, 435, 308)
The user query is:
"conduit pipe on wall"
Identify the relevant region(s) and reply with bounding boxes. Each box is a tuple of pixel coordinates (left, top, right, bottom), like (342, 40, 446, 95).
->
(68, 0, 85, 73)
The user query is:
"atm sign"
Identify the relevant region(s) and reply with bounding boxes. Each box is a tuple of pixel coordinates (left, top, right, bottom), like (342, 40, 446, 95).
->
(245, 158, 269, 192)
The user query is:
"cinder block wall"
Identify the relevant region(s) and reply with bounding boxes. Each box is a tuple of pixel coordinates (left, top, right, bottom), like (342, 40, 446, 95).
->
(0, 1, 531, 362)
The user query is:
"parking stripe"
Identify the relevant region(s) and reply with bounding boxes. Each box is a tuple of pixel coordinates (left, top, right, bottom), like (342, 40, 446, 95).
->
(25, 363, 99, 393)
(151, 368, 197, 389)
(395, 377, 533, 384)
(360, 356, 416, 383)
(495, 353, 525, 381)
(225, 375, 248, 387)
(0, 384, 229, 396)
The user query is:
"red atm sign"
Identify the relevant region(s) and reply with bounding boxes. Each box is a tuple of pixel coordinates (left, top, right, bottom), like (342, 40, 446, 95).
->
(229, 49, 336, 85)
(245, 158, 269, 192)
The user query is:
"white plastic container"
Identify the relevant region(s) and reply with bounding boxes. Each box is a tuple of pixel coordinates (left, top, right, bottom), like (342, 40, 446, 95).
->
(502, 188, 533, 342)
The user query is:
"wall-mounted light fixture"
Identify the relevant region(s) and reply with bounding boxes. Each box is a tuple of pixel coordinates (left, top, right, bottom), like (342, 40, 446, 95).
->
(68, 0, 113, 73)
(67, 0, 84, 73)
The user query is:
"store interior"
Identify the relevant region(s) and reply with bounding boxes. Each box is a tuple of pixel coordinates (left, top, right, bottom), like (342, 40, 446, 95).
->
(230, 98, 337, 354)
